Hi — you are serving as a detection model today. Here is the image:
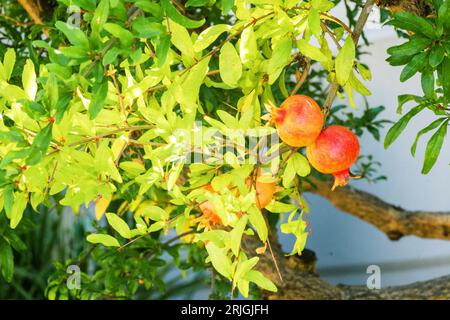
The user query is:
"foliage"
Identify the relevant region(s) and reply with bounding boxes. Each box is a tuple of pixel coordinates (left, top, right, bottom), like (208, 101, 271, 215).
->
(384, 0, 450, 174)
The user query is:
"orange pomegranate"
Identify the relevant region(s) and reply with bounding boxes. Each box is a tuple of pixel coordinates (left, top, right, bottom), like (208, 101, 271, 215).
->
(306, 125, 360, 190)
(197, 173, 277, 226)
(273, 95, 324, 147)
(246, 173, 276, 209)
(198, 184, 222, 228)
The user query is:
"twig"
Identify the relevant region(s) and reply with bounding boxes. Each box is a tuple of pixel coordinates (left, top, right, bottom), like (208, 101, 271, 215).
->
(290, 59, 311, 96)
(267, 237, 283, 283)
(177, 12, 275, 78)
(322, 0, 375, 117)
(147, 69, 220, 93)
(82, 6, 141, 77)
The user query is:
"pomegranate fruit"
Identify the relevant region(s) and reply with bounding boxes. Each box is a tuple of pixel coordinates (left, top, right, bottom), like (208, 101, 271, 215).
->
(273, 95, 324, 147)
(246, 173, 276, 209)
(197, 173, 276, 226)
(306, 125, 360, 190)
(198, 184, 222, 228)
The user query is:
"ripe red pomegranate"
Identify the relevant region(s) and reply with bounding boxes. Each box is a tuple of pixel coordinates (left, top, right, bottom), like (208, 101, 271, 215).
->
(306, 125, 360, 190)
(273, 95, 324, 147)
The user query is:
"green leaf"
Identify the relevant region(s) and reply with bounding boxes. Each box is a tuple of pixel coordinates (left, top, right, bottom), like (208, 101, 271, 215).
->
(162, 0, 205, 28)
(55, 21, 89, 48)
(243, 270, 277, 292)
(89, 80, 109, 119)
(335, 36, 355, 85)
(399, 52, 428, 82)
(105, 213, 132, 239)
(386, 36, 431, 58)
(104, 23, 134, 46)
(92, 0, 109, 34)
(396, 94, 423, 113)
(55, 91, 72, 123)
(297, 39, 328, 64)
(311, 0, 334, 11)
(217, 110, 239, 128)
(219, 42, 242, 87)
(234, 256, 259, 283)
(221, 0, 233, 12)
(3, 185, 13, 219)
(194, 24, 231, 52)
(248, 206, 268, 242)
(156, 35, 171, 66)
(230, 215, 248, 256)
(3, 48, 16, 81)
(0, 238, 14, 282)
(26, 123, 53, 165)
(20, 100, 47, 120)
(388, 12, 436, 39)
(429, 45, 445, 68)
(140, 205, 169, 221)
(421, 119, 449, 174)
(10, 192, 27, 229)
(282, 156, 296, 188)
(411, 118, 446, 157)
(168, 19, 194, 57)
(186, 0, 210, 7)
(265, 201, 298, 213)
(308, 8, 321, 39)
(421, 70, 435, 98)
(60, 46, 89, 59)
(291, 153, 311, 177)
(438, 57, 450, 99)
(205, 242, 231, 279)
(239, 26, 259, 66)
(384, 105, 425, 149)
(22, 59, 37, 100)
(87, 234, 120, 247)
(132, 17, 163, 38)
(267, 38, 292, 84)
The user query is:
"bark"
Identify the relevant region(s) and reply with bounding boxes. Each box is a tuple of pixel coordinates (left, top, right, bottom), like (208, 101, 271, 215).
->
(244, 230, 450, 300)
(304, 178, 450, 241)
(374, 0, 434, 17)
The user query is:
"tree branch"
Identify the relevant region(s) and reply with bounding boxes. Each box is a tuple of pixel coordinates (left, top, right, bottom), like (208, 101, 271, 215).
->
(304, 178, 450, 241)
(374, 0, 434, 17)
(244, 229, 450, 300)
(18, 0, 44, 25)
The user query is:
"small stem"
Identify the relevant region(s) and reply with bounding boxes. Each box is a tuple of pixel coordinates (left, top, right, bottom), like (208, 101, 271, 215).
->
(267, 237, 283, 283)
(322, 0, 375, 118)
(290, 59, 311, 96)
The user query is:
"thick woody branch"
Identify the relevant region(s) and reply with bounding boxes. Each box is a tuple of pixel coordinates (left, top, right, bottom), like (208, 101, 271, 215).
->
(304, 178, 450, 241)
(374, 0, 434, 17)
(244, 230, 450, 300)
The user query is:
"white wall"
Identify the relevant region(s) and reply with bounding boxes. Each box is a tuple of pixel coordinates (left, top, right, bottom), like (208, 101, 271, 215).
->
(280, 8, 450, 287)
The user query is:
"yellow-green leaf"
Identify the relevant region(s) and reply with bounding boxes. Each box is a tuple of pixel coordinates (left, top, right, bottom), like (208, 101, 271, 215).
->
(87, 234, 120, 247)
(106, 212, 132, 239)
(219, 42, 242, 87)
(335, 36, 355, 86)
